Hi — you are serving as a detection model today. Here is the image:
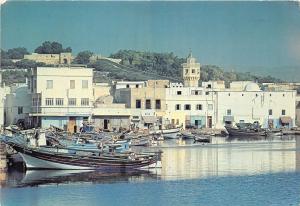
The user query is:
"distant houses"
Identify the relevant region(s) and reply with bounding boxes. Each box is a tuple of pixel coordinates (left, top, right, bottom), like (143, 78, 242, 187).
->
(0, 53, 299, 132)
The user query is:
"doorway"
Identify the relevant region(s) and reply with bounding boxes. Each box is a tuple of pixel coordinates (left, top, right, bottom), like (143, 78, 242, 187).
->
(104, 119, 109, 130)
(68, 117, 76, 133)
(207, 116, 212, 128)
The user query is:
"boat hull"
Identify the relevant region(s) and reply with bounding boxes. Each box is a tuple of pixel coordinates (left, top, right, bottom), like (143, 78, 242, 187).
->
(20, 153, 94, 170)
(151, 129, 180, 139)
(10, 144, 158, 171)
(225, 126, 266, 137)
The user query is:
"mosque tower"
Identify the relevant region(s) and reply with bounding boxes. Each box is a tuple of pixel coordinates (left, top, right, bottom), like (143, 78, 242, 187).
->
(182, 52, 200, 87)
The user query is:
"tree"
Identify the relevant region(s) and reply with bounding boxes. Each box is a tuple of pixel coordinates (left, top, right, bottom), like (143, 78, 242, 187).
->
(74, 51, 93, 64)
(34, 41, 72, 54)
(1, 59, 14, 67)
(15, 59, 45, 69)
(7, 47, 29, 59)
(1, 49, 9, 59)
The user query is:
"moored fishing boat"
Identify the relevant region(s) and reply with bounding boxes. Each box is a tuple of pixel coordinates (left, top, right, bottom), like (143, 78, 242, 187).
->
(150, 128, 180, 139)
(180, 131, 195, 139)
(0, 135, 160, 171)
(194, 135, 211, 143)
(225, 125, 267, 137)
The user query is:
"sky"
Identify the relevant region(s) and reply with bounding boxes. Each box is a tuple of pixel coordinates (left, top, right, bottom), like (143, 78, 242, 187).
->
(1, 1, 300, 81)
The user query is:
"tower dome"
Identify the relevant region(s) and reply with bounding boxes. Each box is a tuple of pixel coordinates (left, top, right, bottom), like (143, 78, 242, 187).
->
(182, 52, 200, 87)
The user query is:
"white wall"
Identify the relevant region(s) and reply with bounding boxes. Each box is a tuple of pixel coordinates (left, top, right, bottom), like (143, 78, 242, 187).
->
(166, 86, 216, 128)
(5, 86, 31, 126)
(31, 67, 94, 116)
(216, 90, 296, 128)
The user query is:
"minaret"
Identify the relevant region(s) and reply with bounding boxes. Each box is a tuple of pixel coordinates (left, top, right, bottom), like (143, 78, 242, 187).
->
(182, 52, 200, 87)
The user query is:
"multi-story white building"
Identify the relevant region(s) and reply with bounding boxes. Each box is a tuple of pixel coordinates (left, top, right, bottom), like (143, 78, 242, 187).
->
(214, 82, 296, 129)
(165, 83, 215, 129)
(29, 66, 94, 132)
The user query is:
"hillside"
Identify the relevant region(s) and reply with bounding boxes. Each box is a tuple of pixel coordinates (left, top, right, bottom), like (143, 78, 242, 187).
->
(1, 48, 283, 85)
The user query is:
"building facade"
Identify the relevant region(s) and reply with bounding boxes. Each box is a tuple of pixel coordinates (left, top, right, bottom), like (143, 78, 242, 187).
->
(29, 66, 94, 132)
(165, 83, 215, 129)
(214, 82, 296, 129)
(24, 52, 73, 65)
(4, 83, 31, 128)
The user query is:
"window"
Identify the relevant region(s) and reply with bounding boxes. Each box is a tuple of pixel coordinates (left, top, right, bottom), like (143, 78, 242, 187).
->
(176, 119, 179, 125)
(207, 84, 212, 89)
(269, 109, 273, 115)
(70, 80, 75, 89)
(126, 84, 130, 88)
(81, 98, 89, 106)
(184, 104, 191, 110)
(68, 98, 76, 106)
(196, 104, 202, 110)
(270, 94, 272, 97)
(208, 104, 213, 110)
(46, 80, 53, 89)
(192, 90, 202, 95)
(136, 99, 141, 109)
(185, 69, 188, 74)
(155, 99, 161, 109)
(82, 80, 88, 89)
(177, 91, 182, 95)
(175, 104, 181, 110)
(227, 109, 231, 115)
(18, 107, 23, 114)
(283, 94, 285, 97)
(56, 98, 64, 106)
(135, 84, 139, 88)
(256, 94, 258, 97)
(192, 69, 195, 73)
(205, 91, 210, 95)
(228, 93, 231, 96)
(45, 98, 54, 106)
(242, 94, 244, 96)
(282, 109, 286, 115)
(145, 99, 151, 109)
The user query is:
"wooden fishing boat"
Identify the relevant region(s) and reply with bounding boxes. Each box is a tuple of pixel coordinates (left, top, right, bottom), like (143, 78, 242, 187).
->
(1, 136, 159, 171)
(180, 131, 195, 139)
(194, 135, 211, 143)
(150, 128, 180, 139)
(225, 126, 267, 137)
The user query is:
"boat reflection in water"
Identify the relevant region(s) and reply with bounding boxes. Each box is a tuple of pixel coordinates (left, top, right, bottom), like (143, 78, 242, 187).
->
(160, 136, 300, 180)
(2, 135, 300, 187)
(2, 168, 160, 188)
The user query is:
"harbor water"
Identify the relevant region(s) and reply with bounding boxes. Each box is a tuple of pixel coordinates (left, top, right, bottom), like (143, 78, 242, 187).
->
(1, 135, 300, 206)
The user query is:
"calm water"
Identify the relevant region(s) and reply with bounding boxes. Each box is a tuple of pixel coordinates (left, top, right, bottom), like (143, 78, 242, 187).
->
(1, 136, 300, 206)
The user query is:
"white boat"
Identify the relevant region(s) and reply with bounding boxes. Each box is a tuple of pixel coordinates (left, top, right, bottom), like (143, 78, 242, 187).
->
(150, 128, 180, 139)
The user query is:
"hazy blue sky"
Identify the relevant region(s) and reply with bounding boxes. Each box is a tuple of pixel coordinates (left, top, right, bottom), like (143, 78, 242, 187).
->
(1, 1, 300, 80)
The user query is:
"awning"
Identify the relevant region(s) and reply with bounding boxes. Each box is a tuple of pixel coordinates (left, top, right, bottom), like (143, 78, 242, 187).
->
(142, 116, 157, 124)
(223, 116, 234, 122)
(280, 116, 292, 124)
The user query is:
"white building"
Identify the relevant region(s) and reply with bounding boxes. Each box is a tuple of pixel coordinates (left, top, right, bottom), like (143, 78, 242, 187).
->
(165, 84, 215, 129)
(29, 66, 94, 132)
(0, 83, 5, 129)
(165, 54, 215, 129)
(4, 83, 31, 128)
(113, 81, 145, 90)
(215, 82, 296, 129)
